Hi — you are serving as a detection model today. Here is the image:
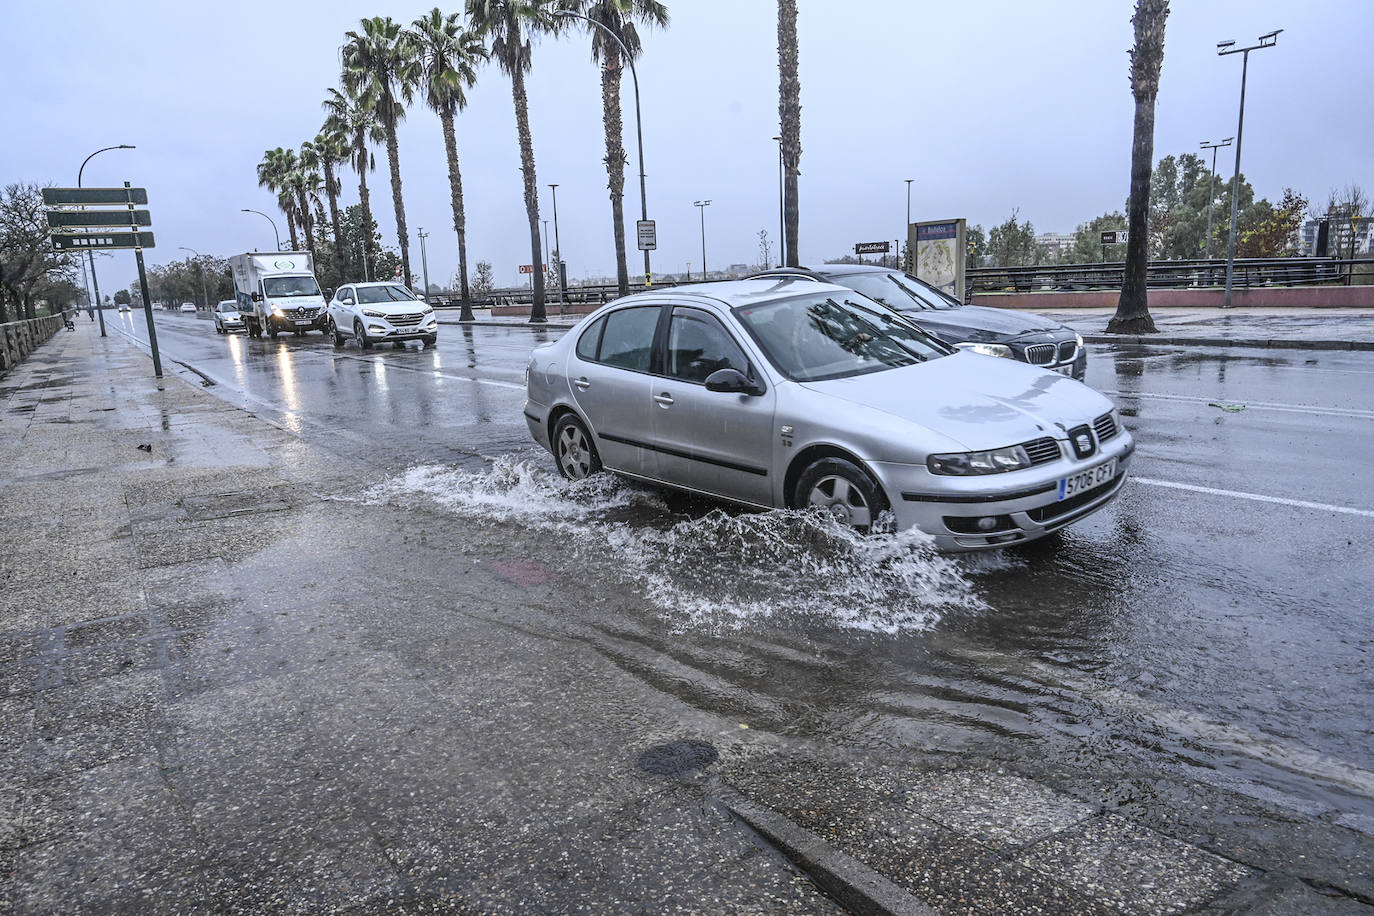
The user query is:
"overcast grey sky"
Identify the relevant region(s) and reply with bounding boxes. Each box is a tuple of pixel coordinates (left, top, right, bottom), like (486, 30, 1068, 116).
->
(4, 0, 1371, 289)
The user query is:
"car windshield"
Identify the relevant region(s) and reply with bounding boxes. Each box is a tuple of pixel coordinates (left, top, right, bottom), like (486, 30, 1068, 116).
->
(218, 302, 237, 312)
(835, 271, 960, 311)
(262, 276, 321, 298)
(735, 293, 950, 382)
(356, 285, 418, 304)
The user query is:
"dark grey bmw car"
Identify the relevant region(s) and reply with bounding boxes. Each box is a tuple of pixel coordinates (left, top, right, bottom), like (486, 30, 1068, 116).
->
(751, 265, 1086, 380)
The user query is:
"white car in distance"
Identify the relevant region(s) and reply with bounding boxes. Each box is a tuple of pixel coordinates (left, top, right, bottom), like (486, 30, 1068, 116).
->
(326, 282, 438, 349)
(213, 300, 244, 334)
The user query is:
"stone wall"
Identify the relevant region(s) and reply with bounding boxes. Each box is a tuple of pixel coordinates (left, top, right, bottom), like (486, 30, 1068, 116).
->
(0, 311, 74, 377)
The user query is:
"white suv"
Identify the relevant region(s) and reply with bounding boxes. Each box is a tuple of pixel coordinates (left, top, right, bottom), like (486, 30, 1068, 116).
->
(326, 282, 438, 349)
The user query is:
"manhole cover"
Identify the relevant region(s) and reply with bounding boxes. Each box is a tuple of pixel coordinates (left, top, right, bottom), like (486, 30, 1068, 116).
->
(183, 491, 292, 521)
(636, 740, 718, 777)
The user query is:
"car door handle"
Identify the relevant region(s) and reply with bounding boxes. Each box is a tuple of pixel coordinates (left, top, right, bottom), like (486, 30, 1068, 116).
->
(653, 393, 674, 406)
(573, 377, 591, 390)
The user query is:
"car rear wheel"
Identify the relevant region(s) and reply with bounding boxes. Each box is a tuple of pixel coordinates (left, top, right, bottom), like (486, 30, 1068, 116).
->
(794, 458, 888, 533)
(553, 414, 601, 481)
(355, 320, 372, 350)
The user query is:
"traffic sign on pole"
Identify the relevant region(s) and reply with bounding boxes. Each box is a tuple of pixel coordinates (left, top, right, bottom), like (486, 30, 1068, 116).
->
(1100, 230, 1129, 245)
(46, 209, 152, 229)
(855, 241, 890, 255)
(51, 231, 155, 251)
(636, 220, 657, 251)
(42, 187, 149, 206)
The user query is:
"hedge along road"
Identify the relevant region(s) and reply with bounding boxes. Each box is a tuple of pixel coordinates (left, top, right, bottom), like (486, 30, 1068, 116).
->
(113, 309, 1374, 858)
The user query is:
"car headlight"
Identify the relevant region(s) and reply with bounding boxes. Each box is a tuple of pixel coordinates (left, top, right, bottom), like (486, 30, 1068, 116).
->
(928, 445, 1032, 476)
(362, 309, 384, 318)
(422, 307, 434, 315)
(270, 306, 284, 317)
(954, 342, 1014, 359)
(1075, 332, 1084, 349)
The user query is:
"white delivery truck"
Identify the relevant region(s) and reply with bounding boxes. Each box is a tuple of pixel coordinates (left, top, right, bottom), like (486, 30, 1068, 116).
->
(228, 251, 328, 339)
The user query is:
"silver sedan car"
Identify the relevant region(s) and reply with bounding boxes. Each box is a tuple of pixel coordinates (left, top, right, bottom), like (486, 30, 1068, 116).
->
(523, 279, 1133, 551)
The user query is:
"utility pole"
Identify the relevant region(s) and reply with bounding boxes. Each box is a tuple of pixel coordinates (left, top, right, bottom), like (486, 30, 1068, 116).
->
(78, 144, 135, 336)
(548, 183, 564, 308)
(904, 179, 914, 271)
(417, 228, 431, 300)
(1199, 138, 1233, 260)
(694, 200, 711, 279)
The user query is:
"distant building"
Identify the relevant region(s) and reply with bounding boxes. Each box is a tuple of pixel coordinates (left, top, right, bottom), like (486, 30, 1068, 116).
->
(1299, 212, 1374, 257)
(1035, 233, 1076, 260)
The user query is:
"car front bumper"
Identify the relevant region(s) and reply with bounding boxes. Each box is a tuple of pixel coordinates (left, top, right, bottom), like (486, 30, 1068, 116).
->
(364, 319, 439, 339)
(870, 433, 1133, 551)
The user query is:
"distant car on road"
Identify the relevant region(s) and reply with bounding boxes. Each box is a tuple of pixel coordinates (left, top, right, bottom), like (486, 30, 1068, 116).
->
(180, 302, 197, 313)
(117, 303, 131, 313)
(213, 300, 244, 334)
(749, 265, 1086, 380)
(524, 278, 1131, 551)
(326, 282, 438, 349)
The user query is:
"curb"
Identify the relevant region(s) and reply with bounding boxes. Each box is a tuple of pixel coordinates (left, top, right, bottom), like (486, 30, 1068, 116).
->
(1084, 334, 1372, 351)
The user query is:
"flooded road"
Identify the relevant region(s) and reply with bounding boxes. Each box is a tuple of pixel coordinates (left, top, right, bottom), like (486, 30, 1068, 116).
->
(116, 311, 1374, 839)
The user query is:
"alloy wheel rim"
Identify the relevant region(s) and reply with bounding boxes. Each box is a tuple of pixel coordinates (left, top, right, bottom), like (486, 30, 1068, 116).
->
(807, 475, 871, 528)
(558, 426, 589, 478)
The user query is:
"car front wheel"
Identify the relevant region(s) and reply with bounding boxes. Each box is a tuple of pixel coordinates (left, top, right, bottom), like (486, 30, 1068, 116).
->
(553, 414, 601, 481)
(794, 457, 888, 533)
(355, 320, 372, 350)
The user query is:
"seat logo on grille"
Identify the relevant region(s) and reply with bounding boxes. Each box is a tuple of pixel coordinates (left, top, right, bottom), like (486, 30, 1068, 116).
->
(1075, 433, 1092, 452)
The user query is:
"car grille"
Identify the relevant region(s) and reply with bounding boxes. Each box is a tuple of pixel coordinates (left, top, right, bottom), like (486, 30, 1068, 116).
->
(1023, 344, 1055, 365)
(1021, 436, 1060, 466)
(1057, 341, 1078, 362)
(390, 312, 424, 327)
(1093, 411, 1119, 442)
(284, 307, 317, 319)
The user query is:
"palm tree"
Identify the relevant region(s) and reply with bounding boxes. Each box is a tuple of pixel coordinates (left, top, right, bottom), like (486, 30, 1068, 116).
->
(284, 162, 322, 265)
(323, 86, 384, 279)
(577, 0, 669, 298)
(1109, 0, 1168, 335)
(410, 8, 487, 321)
(777, 0, 801, 267)
(468, 0, 562, 323)
(257, 147, 301, 250)
(301, 130, 349, 269)
(342, 17, 417, 289)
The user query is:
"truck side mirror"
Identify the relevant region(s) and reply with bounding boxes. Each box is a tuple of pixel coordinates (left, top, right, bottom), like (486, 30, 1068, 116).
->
(251, 292, 263, 302)
(323, 289, 334, 301)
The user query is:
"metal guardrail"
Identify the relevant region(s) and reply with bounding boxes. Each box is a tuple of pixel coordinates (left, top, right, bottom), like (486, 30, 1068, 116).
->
(967, 257, 1374, 294)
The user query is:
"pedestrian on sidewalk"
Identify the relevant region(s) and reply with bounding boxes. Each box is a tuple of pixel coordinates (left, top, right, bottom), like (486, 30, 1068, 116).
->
(87, 304, 95, 321)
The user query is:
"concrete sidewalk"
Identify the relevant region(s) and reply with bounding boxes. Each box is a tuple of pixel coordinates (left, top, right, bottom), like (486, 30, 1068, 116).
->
(2, 326, 1369, 914)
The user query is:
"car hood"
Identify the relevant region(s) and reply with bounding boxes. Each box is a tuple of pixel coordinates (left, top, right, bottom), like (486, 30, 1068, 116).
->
(356, 300, 425, 315)
(800, 352, 1111, 453)
(897, 305, 1070, 343)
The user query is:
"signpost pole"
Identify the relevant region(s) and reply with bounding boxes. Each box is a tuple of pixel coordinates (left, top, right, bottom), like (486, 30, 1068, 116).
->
(127, 182, 161, 378)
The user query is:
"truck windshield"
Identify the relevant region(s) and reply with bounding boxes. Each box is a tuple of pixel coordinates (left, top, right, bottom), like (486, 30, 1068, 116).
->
(263, 276, 321, 298)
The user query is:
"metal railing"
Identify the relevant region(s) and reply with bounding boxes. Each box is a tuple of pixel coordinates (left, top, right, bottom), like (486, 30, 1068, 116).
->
(967, 256, 1374, 294)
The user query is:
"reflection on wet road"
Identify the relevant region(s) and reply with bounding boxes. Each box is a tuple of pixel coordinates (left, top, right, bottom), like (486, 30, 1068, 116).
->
(119, 312, 1374, 830)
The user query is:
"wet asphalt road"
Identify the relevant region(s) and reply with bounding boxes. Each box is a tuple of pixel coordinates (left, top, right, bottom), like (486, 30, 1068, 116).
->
(112, 310, 1374, 839)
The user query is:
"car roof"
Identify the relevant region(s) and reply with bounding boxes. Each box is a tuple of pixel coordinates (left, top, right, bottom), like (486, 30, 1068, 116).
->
(347, 281, 412, 288)
(750, 264, 894, 280)
(609, 277, 860, 311)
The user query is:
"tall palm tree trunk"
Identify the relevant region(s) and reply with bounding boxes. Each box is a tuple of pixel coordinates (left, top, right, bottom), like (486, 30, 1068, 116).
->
(285, 212, 300, 251)
(778, 0, 801, 267)
(382, 109, 412, 287)
(601, 57, 630, 298)
(356, 147, 376, 276)
(323, 159, 344, 277)
(1109, 0, 1168, 335)
(296, 190, 317, 265)
(509, 57, 546, 322)
(440, 108, 475, 321)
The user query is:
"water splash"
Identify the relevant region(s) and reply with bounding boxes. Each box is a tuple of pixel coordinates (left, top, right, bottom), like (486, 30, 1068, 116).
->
(383, 458, 984, 633)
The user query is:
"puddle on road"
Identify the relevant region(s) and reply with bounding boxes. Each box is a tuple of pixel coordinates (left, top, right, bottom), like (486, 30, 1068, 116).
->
(377, 457, 984, 633)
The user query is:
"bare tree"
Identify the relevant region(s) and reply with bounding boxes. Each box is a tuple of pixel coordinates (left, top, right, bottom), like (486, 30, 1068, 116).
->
(1108, 0, 1169, 335)
(0, 183, 78, 322)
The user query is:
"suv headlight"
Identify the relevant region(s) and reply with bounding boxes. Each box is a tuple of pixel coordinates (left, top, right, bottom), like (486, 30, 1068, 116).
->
(362, 309, 384, 318)
(954, 342, 1013, 359)
(422, 306, 434, 315)
(928, 445, 1031, 475)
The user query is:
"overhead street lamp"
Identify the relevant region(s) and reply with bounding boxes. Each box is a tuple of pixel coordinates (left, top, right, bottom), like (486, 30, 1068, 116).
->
(78, 144, 135, 337)
(554, 10, 652, 287)
(1218, 29, 1281, 308)
(241, 208, 281, 251)
(1199, 138, 1233, 260)
(694, 200, 711, 279)
(548, 183, 564, 308)
(416, 228, 431, 300)
(773, 136, 784, 267)
(178, 246, 210, 310)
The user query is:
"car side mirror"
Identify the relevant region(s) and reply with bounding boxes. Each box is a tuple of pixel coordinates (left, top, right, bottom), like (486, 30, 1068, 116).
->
(341, 297, 354, 305)
(705, 368, 764, 396)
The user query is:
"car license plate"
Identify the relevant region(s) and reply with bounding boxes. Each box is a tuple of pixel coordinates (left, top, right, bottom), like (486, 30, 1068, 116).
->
(1058, 458, 1117, 500)
(294, 319, 312, 326)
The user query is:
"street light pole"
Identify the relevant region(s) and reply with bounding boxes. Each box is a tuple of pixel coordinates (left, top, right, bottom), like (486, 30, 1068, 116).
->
(1199, 138, 1233, 260)
(1218, 30, 1280, 308)
(78, 144, 135, 337)
(416, 228, 431, 300)
(773, 136, 785, 267)
(904, 178, 914, 271)
(241, 208, 281, 251)
(694, 200, 711, 279)
(178, 246, 209, 310)
(554, 11, 652, 286)
(548, 183, 563, 308)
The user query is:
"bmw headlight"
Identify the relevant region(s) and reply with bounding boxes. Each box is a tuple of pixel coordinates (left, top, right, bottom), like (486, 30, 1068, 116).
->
(954, 342, 1014, 359)
(1075, 332, 1084, 349)
(362, 309, 384, 318)
(928, 445, 1031, 476)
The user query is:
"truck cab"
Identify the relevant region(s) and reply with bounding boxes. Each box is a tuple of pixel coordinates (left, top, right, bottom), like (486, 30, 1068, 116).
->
(228, 252, 327, 338)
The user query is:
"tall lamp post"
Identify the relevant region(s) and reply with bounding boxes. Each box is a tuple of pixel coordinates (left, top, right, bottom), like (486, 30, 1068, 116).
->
(548, 183, 563, 308)
(773, 136, 785, 267)
(178, 246, 209, 310)
(554, 11, 651, 286)
(1218, 29, 1280, 308)
(904, 178, 914, 271)
(1199, 138, 1233, 260)
(416, 228, 431, 299)
(79, 144, 135, 337)
(694, 200, 711, 279)
(241, 208, 281, 251)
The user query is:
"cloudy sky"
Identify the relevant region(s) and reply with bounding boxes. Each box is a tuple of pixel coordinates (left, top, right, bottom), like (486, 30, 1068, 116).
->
(4, 0, 1371, 289)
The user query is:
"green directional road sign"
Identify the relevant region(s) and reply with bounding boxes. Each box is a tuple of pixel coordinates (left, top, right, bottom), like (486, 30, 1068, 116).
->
(46, 209, 152, 229)
(41, 187, 149, 207)
(51, 231, 155, 251)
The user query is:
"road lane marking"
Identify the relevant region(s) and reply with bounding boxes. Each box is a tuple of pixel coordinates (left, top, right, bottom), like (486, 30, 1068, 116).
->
(332, 354, 524, 389)
(1102, 389, 1374, 420)
(1133, 476, 1374, 518)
